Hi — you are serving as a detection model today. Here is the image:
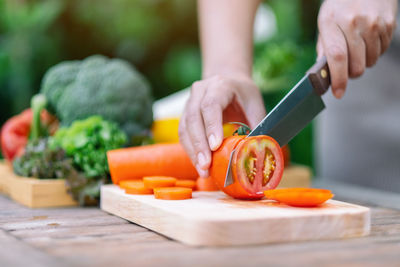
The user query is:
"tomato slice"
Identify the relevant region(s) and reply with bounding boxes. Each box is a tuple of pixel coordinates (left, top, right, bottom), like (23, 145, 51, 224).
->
(264, 188, 334, 207)
(210, 135, 284, 199)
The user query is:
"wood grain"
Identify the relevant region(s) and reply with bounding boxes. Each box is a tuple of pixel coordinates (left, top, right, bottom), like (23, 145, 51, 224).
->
(1, 192, 400, 267)
(101, 184, 370, 246)
(0, 162, 76, 208)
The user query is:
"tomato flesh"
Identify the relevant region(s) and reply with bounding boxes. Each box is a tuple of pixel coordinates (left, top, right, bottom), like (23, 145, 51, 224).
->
(210, 135, 284, 200)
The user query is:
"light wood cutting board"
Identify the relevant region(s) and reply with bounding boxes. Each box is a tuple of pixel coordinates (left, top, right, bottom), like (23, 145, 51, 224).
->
(101, 185, 370, 246)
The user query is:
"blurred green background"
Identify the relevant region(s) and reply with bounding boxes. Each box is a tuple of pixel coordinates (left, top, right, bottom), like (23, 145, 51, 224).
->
(0, 0, 320, 167)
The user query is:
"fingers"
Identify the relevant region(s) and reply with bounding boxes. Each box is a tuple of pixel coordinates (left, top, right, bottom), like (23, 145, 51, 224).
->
(243, 93, 266, 129)
(179, 83, 210, 178)
(362, 18, 382, 67)
(319, 20, 348, 99)
(200, 85, 231, 152)
(338, 19, 366, 78)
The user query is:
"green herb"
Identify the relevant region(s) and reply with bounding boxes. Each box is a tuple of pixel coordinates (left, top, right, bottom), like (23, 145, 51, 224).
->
(50, 115, 127, 178)
(13, 138, 76, 179)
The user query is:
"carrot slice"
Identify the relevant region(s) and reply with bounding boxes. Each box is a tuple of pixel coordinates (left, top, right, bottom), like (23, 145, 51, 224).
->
(154, 187, 192, 200)
(196, 176, 219, 191)
(264, 188, 334, 207)
(121, 181, 153, 195)
(107, 143, 198, 184)
(176, 179, 196, 189)
(143, 176, 177, 189)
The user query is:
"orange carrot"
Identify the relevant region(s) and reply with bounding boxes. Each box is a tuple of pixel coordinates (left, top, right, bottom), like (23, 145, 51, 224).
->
(154, 187, 192, 200)
(143, 176, 177, 189)
(121, 181, 153, 195)
(196, 176, 219, 191)
(264, 188, 334, 207)
(107, 143, 198, 184)
(176, 179, 196, 189)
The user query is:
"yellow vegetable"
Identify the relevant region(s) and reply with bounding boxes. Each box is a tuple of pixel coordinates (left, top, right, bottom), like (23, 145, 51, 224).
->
(151, 117, 239, 144)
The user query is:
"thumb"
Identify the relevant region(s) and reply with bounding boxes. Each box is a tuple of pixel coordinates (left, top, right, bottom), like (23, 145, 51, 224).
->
(317, 35, 324, 60)
(245, 102, 266, 130)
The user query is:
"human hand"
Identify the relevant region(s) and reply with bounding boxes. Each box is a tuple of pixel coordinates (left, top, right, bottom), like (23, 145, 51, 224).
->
(179, 74, 266, 177)
(317, 0, 397, 99)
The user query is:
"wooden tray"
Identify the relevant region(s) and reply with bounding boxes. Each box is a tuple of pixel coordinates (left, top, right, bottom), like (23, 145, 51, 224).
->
(101, 185, 370, 246)
(0, 162, 77, 208)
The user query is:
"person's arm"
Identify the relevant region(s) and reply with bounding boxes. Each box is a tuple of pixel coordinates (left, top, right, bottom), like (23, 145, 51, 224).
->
(318, 0, 398, 99)
(179, 0, 265, 177)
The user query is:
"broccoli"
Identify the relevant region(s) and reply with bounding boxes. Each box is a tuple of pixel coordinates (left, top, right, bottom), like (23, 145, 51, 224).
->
(40, 55, 153, 139)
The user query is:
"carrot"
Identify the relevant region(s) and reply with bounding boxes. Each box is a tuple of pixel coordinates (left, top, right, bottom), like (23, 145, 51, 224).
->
(120, 181, 153, 195)
(107, 143, 198, 184)
(196, 177, 219, 191)
(176, 179, 196, 189)
(154, 187, 192, 200)
(143, 176, 177, 189)
(264, 188, 334, 207)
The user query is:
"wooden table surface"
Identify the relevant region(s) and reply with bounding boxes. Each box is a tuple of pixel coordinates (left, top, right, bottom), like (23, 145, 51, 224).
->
(1, 180, 400, 267)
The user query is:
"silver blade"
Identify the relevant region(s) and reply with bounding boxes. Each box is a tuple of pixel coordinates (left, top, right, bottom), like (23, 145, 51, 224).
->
(223, 149, 235, 187)
(248, 75, 325, 146)
(224, 75, 325, 187)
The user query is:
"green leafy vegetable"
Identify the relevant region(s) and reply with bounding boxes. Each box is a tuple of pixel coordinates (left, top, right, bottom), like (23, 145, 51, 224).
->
(50, 116, 127, 178)
(49, 116, 127, 206)
(13, 138, 76, 179)
(40, 55, 153, 139)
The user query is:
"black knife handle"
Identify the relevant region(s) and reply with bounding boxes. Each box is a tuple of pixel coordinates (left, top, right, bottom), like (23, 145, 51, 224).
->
(307, 56, 331, 96)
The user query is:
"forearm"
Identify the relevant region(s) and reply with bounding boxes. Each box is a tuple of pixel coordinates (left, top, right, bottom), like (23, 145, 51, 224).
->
(198, 0, 261, 79)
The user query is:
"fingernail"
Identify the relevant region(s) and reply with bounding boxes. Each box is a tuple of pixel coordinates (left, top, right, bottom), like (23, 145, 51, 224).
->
(208, 134, 217, 150)
(196, 164, 209, 178)
(197, 152, 206, 168)
(335, 89, 345, 99)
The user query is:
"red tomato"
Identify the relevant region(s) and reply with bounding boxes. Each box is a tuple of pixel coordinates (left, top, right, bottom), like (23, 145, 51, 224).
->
(282, 145, 290, 167)
(0, 109, 57, 161)
(210, 135, 284, 200)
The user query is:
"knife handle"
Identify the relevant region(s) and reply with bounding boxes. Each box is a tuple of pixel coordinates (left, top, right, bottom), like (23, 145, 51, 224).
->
(307, 56, 330, 96)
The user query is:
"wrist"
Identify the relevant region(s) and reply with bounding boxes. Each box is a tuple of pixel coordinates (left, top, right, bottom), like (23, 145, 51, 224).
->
(203, 66, 252, 81)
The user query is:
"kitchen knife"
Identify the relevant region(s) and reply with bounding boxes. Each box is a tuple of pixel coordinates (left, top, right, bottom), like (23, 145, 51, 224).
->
(224, 57, 330, 187)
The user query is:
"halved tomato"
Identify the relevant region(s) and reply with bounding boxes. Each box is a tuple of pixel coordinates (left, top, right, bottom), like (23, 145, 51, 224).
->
(210, 135, 284, 199)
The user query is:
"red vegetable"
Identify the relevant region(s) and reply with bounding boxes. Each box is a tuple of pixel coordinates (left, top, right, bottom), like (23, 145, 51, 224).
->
(196, 176, 219, 191)
(282, 145, 290, 167)
(1, 109, 32, 161)
(107, 143, 198, 184)
(0, 109, 57, 162)
(210, 135, 284, 199)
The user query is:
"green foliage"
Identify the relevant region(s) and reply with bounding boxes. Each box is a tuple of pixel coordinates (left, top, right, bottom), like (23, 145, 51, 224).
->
(13, 138, 76, 179)
(41, 55, 154, 139)
(0, 0, 64, 119)
(0, 0, 199, 127)
(50, 116, 127, 178)
(253, 40, 315, 93)
(163, 45, 201, 92)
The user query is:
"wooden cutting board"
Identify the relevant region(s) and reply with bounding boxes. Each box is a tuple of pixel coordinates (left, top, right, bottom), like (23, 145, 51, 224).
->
(101, 185, 370, 246)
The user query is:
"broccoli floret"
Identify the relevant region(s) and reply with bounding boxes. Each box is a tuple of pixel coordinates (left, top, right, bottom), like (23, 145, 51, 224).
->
(41, 55, 153, 139)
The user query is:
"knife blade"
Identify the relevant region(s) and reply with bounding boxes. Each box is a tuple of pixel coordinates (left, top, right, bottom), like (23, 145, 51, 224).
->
(224, 57, 330, 187)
